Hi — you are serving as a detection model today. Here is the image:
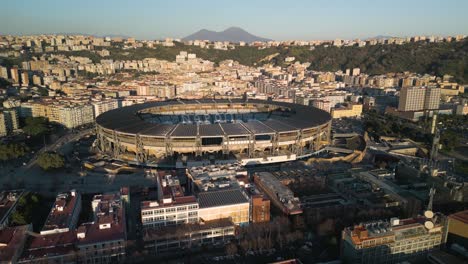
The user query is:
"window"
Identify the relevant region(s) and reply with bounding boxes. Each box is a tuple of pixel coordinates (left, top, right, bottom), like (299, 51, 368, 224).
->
(166, 208, 176, 213)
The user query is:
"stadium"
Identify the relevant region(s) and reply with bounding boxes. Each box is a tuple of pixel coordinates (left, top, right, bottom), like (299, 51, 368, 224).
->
(95, 99, 332, 166)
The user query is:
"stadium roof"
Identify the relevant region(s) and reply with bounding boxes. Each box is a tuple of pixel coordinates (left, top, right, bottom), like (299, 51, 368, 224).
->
(96, 99, 331, 137)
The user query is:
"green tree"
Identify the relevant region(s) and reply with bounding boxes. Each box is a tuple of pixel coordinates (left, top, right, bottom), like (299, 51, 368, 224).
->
(0, 143, 29, 161)
(107, 80, 122, 86)
(10, 211, 27, 225)
(37, 87, 49, 96)
(0, 77, 11, 88)
(22, 117, 48, 136)
(37, 152, 65, 170)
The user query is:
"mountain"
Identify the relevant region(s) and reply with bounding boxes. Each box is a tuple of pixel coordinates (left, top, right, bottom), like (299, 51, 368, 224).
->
(366, 35, 394, 40)
(182, 27, 271, 43)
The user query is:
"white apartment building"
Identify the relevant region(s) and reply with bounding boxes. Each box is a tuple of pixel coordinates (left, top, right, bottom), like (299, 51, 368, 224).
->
(92, 99, 119, 118)
(141, 199, 199, 228)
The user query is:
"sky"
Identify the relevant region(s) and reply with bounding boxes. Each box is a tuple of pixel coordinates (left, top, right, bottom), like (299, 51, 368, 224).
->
(1, 0, 467, 40)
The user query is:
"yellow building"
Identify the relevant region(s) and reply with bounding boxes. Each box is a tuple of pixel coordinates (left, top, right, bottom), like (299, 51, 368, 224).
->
(331, 104, 363, 119)
(197, 189, 250, 225)
(447, 210, 468, 247)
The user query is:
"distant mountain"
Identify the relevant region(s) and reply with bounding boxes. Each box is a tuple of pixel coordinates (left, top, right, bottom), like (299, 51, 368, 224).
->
(182, 27, 271, 43)
(366, 35, 394, 40)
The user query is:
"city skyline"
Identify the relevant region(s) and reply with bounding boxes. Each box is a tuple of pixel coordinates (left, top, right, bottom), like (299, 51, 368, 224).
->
(2, 0, 468, 40)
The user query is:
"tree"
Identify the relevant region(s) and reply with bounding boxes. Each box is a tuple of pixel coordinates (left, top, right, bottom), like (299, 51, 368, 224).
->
(225, 242, 238, 256)
(22, 117, 48, 136)
(37, 152, 65, 170)
(107, 80, 122, 86)
(0, 143, 29, 161)
(0, 77, 11, 88)
(10, 211, 27, 225)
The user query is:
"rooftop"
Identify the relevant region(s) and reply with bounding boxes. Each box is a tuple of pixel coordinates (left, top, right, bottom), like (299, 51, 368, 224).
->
(198, 189, 249, 208)
(0, 190, 24, 224)
(188, 163, 247, 192)
(345, 216, 444, 246)
(77, 191, 126, 245)
(449, 210, 468, 224)
(0, 225, 30, 262)
(41, 190, 80, 234)
(96, 99, 332, 136)
(254, 172, 301, 213)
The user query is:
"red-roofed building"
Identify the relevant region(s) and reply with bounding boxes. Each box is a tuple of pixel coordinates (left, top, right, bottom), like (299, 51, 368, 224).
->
(18, 189, 127, 264)
(0, 190, 25, 229)
(19, 230, 77, 263)
(40, 190, 81, 235)
(76, 191, 126, 263)
(0, 224, 30, 264)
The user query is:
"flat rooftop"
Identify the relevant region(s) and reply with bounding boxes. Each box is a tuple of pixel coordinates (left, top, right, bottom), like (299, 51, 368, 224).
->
(198, 189, 249, 208)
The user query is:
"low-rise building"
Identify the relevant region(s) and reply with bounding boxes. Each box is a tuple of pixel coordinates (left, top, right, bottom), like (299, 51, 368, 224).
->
(40, 190, 81, 235)
(331, 103, 363, 119)
(254, 172, 302, 215)
(446, 210, 468, 250)
(0, 224, 31, 264)
(197, 189, 250, 225)
(141, 171, 198, 229)
(143, 218, 236, 253)
(341, 216, 446, 264)
(19, 190, 127, 264)
(76, 191, 127, 264)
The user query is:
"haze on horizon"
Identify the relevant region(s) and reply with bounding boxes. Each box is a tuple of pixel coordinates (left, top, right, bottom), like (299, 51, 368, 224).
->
(1, 0, 467, 41)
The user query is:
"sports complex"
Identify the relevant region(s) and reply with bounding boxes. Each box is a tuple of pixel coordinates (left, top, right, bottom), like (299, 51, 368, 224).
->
(95, 99, 332, 166)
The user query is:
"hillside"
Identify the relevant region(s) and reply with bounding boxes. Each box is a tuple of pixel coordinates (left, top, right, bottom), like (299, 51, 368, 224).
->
(4, 39, 468, 83)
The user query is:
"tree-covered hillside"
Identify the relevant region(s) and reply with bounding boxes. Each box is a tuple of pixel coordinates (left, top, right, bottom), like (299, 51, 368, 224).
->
(2, 39, 468, 83)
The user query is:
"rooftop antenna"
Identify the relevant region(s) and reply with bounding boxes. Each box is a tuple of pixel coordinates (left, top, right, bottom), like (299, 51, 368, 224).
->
(424, 187, 436, 219)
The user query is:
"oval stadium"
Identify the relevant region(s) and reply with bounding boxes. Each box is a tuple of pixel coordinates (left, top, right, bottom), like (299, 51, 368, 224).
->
(95, 99, 332, 166)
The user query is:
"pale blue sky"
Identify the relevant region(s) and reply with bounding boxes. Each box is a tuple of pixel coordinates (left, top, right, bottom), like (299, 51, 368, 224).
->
(1, 0, 467, 40)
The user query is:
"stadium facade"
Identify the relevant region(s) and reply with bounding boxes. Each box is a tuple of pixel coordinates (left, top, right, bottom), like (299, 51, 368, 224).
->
(95, 99, 332, 165)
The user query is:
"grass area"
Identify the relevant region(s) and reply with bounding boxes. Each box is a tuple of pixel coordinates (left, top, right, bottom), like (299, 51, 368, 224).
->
(455, 160, 468, 176)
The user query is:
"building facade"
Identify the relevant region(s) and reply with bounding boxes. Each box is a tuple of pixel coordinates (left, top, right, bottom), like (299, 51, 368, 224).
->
(341, 216, 446, 264)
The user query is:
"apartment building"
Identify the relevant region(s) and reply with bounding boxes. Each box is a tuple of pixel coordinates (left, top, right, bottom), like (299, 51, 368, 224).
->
(424, 87, 441, 110)
(92, 99, 119, 118)
(341, 216, 445, 264)
(58, 104, 94, 128)
(0, 225, 31, 264)
(76, 191, 127, 264)
(20, 101, 94, 129)
(40, 190, 81, 235)
(398, 87, 440, 111)
(141, 171, 199, 229)
(311, 100, 331, 113)
(0, 109, 19, 136)
(331, 103, 363, 119)
(19, 190, 127, 264)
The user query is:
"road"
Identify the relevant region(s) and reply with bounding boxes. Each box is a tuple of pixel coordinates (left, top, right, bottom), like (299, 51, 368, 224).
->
(0, 128, 95, 192)
(22, 128, 94, 171)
